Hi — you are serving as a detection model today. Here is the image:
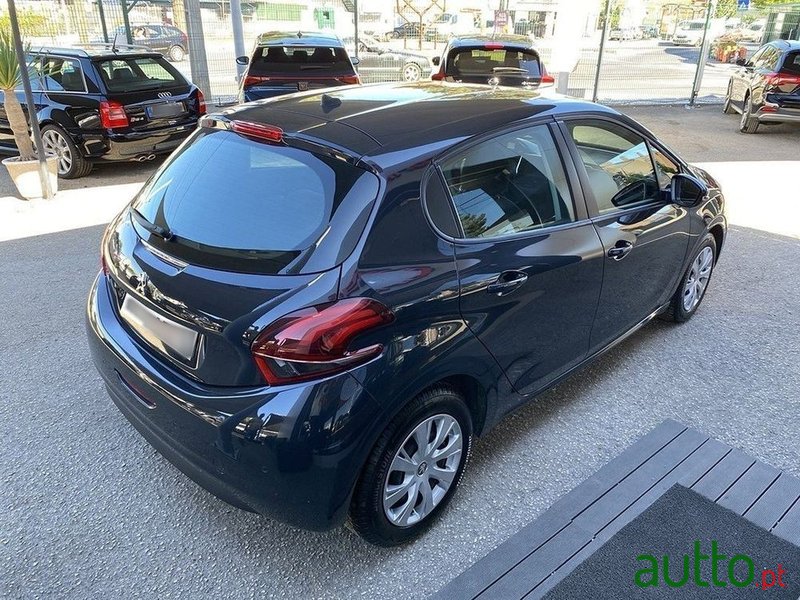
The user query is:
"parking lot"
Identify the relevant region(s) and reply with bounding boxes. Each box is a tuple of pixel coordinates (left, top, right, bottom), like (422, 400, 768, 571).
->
(1, 104, 798, 599)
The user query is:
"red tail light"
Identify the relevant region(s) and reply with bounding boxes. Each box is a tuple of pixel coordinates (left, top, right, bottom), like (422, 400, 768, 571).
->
(432, 70, 446, 81)
(338, 75, 360, 85)
(99, 100, 129, 129)
(540, 65, 555, 85)
(764, 72, 800, 90)
(230, 120, 283, 142)
(251, 298, 395, 385)
(243, 75, 269, 87)
(484, 43, 504, 49)
(196, 89, 206, 114)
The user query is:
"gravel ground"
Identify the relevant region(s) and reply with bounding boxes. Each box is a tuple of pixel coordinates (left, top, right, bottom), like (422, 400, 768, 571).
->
(1, 105, 798, 599)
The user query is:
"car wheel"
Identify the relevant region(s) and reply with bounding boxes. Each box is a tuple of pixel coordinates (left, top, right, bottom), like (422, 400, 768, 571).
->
(739, 94, 759, 134)
(168, 45, 185, 62)
(402, 62, 422, 82)
(349, 385, 473, 546)
(661, 233, 717, 323)
(723, 82, 736, 114)
(40, 124, 92, 179)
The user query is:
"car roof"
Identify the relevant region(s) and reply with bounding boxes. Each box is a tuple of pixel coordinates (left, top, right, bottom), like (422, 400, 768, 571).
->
(448, 34, 534, 48)
(256, 31, 343, 47)
(768, 39, 800, 51)
(219, 82, 620, 169)
(30, 45, 162, 59)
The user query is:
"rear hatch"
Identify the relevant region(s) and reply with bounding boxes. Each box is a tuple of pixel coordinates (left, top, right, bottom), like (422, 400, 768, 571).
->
(445, 45, 544, 86)
(241, 44, 359, 101)
(103, 123, 380, 386)
(93, 55, 202, 130)
(767, 50, 800, 109)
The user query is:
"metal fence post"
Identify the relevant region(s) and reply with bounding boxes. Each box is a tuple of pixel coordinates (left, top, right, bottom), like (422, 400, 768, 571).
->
(183, 0, 212, 101)
(230, 0, 246, 78)
(592, 0, 611, 103)
(690, 0, 716, 106)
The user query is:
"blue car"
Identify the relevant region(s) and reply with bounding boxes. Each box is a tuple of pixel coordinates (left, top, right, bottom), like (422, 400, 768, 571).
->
(88, 83, 726, 546)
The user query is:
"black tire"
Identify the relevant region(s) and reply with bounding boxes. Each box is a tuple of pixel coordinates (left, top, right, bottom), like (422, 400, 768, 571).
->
(739, 93, 760, 134)
(723, 82, 736, 115)
(660, 233, 717, 323)
(349, 385, 473, 546)
(168, 45, 185, 62)
(40, 124, 92, 179)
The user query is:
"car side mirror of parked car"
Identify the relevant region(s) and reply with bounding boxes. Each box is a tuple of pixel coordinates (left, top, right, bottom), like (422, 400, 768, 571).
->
(671, 173, 708, 207)
(432, 56, 440, 66)
(351, 57, 360, 66)
(236, 56, 249, 66)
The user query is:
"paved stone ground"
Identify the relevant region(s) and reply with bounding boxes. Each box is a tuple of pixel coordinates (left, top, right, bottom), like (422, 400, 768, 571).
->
(0, 105, 797, 599)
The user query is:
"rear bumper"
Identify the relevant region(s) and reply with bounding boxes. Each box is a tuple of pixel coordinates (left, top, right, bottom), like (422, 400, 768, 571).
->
(81, 122, 197, 162)
(757, 106, 800, 124)
(86, 273, 380, 531)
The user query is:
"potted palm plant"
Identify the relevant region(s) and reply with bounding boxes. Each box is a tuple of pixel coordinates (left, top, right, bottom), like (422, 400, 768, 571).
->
(0, 27, 57, 199)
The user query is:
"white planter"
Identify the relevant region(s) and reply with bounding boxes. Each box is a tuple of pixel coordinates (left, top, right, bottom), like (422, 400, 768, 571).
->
(2, 156, 59, 200)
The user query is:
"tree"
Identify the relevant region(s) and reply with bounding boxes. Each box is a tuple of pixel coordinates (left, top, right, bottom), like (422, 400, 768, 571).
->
(0, 28, 35, 161)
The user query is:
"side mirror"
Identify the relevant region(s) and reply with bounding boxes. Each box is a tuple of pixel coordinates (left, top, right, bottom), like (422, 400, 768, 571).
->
(432, 56, 440, 66)
(236, 56, 249, 66)
(735, 58, 746, 66)
(351, 57, 360, 66)
(670, 173, 708, 207)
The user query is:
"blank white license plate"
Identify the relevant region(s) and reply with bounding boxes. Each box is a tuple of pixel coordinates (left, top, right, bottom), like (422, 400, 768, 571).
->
(120, 294, 199, 362)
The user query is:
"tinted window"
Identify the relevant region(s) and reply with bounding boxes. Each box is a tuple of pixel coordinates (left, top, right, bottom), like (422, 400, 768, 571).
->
(94, 57, 183, 92)
(782, 51, 800, 75)
(42, 57, 85, 92)
(440, 125, 574, 238)
(248, 45, 354, 76)
(131, 128, 378, 274)
(447, 47, 542, 78)
(568, 120, 660, 214)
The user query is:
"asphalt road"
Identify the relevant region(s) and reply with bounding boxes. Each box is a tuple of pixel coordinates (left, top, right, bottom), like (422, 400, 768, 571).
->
(1, 106, 798, 599)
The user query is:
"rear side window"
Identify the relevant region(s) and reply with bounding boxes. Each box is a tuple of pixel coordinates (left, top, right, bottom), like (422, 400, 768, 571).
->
(42, 57, 86, 92)
(94, 57, 183, 92)
(447, 47, 541, 78)
(782, 51, 800, 75)
(131, 128, 379, 274)
(249, 45, 354, 76)
(439, 124, 574, 239)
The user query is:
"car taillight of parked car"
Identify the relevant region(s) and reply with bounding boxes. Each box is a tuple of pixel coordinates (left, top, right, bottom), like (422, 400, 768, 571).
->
(338, 75, 361, 85)
(197, 89, 206, 114)
(251, 298, 394, 385)
(243, 75, 269, 87)
(764, 72, 800, 91)
(99, 100, 129, 129)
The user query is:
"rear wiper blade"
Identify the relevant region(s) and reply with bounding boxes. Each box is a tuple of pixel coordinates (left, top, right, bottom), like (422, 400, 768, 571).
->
(131, 207, 173, 241)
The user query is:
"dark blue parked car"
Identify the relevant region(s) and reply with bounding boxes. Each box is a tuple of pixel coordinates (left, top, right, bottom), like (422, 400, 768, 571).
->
(87, 83, 726, 546)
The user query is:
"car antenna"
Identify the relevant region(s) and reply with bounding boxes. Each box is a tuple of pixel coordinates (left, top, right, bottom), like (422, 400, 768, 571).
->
(111, 30, 120, 53)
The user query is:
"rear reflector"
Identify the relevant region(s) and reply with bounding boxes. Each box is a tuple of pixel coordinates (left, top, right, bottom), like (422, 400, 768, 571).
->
(251, 298, 394, 385)
(99, 100, 129, 129)
(230, 120, 283, 143)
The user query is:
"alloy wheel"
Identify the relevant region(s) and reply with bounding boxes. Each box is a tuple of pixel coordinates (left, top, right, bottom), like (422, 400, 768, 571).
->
(682, 246, 713, 312)
(42, 129, 72, 175)
(383, 414, 462, 527)
(403, 63, 422, 82)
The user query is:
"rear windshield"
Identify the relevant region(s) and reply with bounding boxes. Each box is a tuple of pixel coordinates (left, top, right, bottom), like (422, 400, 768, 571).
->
(782, 51, 800, 75)
(248, 45, 354, 76)
(130, 128, 379, 274)
(446, 47, 542, 78)
(94, 56, 184, 92)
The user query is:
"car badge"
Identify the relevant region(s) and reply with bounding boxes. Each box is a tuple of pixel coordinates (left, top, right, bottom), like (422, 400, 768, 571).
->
(488, 76, 500, 87)
(157, 91, 173, 99)
(298, 82, 309, 91)
(135, 272, 149, 296)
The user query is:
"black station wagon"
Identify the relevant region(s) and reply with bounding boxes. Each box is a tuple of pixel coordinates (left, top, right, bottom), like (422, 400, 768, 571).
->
(88, 83, 726, 546)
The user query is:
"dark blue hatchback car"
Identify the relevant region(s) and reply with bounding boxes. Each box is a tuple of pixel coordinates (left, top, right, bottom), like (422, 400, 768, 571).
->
(87, 83, 726, 546)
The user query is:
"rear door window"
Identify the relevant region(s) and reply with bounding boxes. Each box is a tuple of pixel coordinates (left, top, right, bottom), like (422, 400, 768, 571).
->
(42, 57, 86, 92)
(439, 124, 575, 238)
(94, 56, 184, 92)
(131, 128, 379, 274)
(249, 45, 354, 76)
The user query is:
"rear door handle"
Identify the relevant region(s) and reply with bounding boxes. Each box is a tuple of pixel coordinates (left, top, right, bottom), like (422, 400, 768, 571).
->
(607, 240, 634, 261)
(487, 270, 528, 296)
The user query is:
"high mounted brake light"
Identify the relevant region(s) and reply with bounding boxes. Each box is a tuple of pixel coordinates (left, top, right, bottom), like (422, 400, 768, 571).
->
(230, 121, 284, 143)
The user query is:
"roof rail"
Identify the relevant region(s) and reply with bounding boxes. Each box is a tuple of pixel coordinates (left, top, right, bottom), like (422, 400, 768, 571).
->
(81, 42, 152, 52)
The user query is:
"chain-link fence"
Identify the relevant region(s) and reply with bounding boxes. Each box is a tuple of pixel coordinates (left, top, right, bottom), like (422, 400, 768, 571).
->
(2, 0, 794, 107)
